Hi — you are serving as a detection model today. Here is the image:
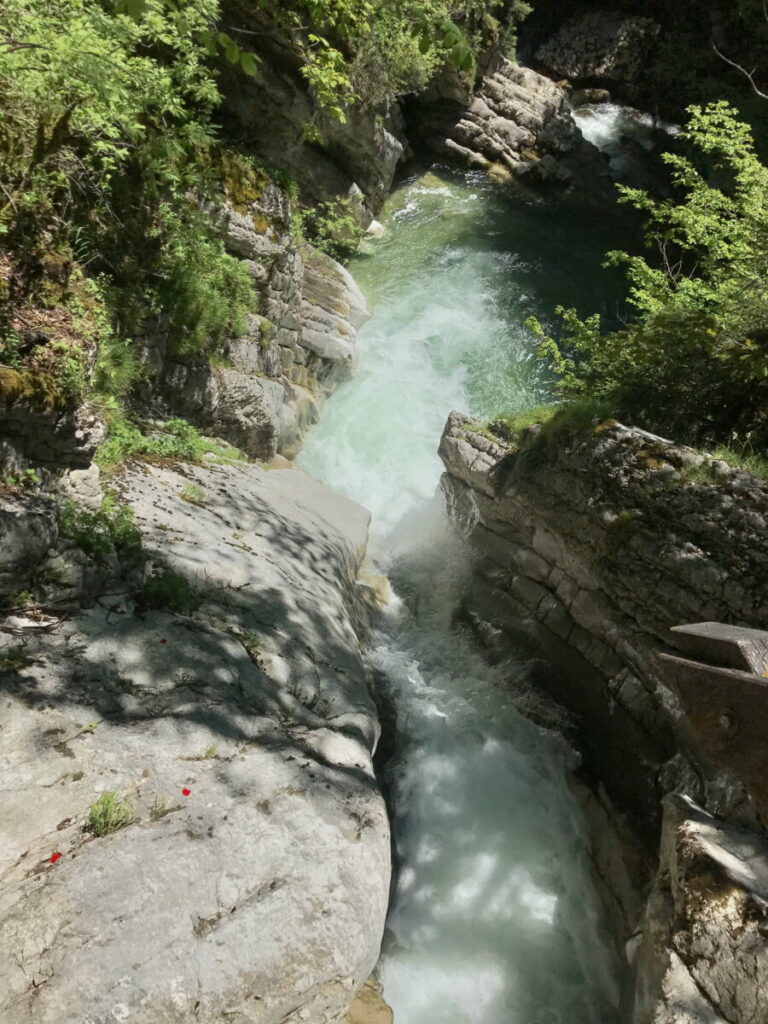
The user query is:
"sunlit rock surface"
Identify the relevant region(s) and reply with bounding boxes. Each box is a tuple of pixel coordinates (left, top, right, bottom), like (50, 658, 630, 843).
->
(410, 60, 608, 187)
(137, 184, 369, 463)
(0, 457, 389, 1024)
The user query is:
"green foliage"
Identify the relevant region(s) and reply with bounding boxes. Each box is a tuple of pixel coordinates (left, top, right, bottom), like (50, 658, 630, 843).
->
(86, 790, 134, 836)
(699, 444, 768, 480)
(96, 415, 245, 467)
(1, 468, 40, 491)
(0, 0, 256, 410)
(258, 319, 273, 349)
(531, 103, 768, 448)
(0, 0, 220, 243)
(140, 565, 200, 613)
(153, 206, 254, 355)
(303, 198, 365, 260)
(486, 398, 613, 444)
(262, 0, 529, 124)
(179, 481, 205, 504)
(60, 494, 142, 560)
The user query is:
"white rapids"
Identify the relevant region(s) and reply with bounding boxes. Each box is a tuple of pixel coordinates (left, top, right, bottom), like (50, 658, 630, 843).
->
(298, 168, 621, 1024)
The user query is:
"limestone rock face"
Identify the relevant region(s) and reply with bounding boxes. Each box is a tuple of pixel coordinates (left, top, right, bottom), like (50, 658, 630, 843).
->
(536, 11, 660, 89)
(145, 183, 369, 462)
(0, 457, 390, 1024)
(439, 412, 768, 826)
(411, 60, 609, 187)
(217, 3, 406, 223)
(0, 397, 106, 472)
(438, 410, 768, 1023)
(0, 494, 58, 599)
(632, 795, 768, 1024)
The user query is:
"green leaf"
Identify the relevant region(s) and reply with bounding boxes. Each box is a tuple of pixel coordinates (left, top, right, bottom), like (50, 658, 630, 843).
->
(125, 0, 147, 20)
(240, 51, 259, 76)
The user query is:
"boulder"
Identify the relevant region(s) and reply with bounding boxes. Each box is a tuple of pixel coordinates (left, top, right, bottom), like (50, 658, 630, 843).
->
(411, 60, 610, 189)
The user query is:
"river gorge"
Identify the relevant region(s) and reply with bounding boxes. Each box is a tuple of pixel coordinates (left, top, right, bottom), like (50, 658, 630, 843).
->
(298, 167, 626, 1023)
(2, 4, 768, 1022)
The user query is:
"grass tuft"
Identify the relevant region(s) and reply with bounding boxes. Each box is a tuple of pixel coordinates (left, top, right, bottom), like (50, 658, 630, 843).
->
(86, 791, 134, 837)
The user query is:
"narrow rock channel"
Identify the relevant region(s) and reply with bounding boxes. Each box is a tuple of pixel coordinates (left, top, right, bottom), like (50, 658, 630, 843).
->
(298, 167, 630, 1023)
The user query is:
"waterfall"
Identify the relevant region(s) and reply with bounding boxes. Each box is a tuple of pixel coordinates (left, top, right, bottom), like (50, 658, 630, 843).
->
(298, 167, 622, 1023)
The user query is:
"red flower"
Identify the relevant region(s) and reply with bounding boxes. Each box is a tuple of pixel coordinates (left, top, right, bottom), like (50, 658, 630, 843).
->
(181, 788, 191, 796)
(50, 852, 62, 864)
(160, 638, 167, 644)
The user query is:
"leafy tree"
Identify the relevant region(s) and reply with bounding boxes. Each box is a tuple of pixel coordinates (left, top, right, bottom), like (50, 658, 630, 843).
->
(255, 0, 529, 127)
(530, 102, 768, 447)
(0, 0, 254, 404)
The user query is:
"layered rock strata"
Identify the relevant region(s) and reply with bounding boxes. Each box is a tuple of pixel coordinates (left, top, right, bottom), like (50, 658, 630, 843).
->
(0, 456, 389, 1024)
(438, 411, 768, 1023)
(410, 59, 608, 187)
(141, 183, 369, 463)
(0, 184, 369, 475)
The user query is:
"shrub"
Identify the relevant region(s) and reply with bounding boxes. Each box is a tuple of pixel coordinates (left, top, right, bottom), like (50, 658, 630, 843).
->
(96, 416, 245, 468)
(140, 566, 200, 614)
(1, 468, 40, 492)
(179, 482, 205, 505)
(0, 0, 255, 409)
(530, 103, 768, 449)
(59, 495, 142, 561)
(153, 206, 254, 356)
(302, 198, 365, 261)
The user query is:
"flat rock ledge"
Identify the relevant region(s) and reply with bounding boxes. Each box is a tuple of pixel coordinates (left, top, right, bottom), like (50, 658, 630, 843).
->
(0, 457, 390, 1024)
(438, 410, 768, 1024)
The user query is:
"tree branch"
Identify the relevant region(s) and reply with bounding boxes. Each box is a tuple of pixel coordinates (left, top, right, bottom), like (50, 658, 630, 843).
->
(712, 39, 768, 100)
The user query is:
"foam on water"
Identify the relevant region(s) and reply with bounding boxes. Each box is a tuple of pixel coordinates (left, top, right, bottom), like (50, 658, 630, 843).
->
(571, 103, 679, 177)
(298, 167, 621, 1022)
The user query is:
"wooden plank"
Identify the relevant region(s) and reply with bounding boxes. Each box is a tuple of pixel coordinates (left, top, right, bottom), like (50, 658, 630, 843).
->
(659, 651, 768, 823)
(670, 621, 768, 676)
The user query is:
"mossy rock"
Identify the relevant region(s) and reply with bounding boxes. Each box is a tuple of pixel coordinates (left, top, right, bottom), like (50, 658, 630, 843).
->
(0, 367, 70, 410)
(216, 149, 270, 214)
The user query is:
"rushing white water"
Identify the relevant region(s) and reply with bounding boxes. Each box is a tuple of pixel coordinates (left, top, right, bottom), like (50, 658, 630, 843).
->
(571, 103, 679, 177)
(298, 168, 621, 1023)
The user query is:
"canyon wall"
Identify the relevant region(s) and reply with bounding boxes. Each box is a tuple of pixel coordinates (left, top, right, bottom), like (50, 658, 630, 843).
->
(439, 411, 768, 1023)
